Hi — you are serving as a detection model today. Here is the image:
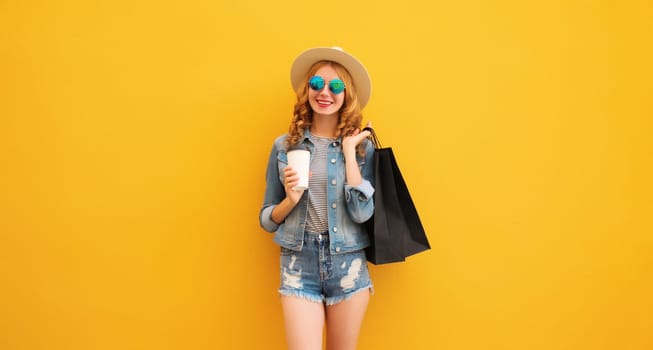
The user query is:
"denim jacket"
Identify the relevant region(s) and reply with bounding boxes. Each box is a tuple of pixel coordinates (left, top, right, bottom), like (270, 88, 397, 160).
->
(259, 129, 375, 254)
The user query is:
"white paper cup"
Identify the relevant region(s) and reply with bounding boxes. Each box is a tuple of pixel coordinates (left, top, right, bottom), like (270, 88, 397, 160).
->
(287, 149, 310, 190)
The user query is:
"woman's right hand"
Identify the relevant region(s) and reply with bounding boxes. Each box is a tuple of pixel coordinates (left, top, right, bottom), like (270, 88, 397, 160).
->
(283, 166, 305, 204)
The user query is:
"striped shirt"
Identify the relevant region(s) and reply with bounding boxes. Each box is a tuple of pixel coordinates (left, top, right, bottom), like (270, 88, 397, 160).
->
(305, 136, 336, 234)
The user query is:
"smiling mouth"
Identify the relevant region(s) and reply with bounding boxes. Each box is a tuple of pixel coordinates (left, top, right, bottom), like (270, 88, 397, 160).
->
(316, 99, 333, 108)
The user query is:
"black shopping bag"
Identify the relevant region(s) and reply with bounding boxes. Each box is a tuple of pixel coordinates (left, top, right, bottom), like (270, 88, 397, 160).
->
(363, 127, 430, 264)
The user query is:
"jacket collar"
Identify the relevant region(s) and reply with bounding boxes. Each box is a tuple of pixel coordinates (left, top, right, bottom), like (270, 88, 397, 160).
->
(302, 128, 342, 144)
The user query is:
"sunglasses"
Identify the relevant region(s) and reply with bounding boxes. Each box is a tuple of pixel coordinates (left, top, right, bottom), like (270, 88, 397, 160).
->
(308, 76, 346, 94)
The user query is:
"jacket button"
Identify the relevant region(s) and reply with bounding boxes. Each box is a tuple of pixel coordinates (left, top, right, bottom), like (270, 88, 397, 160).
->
(331, 179, 336, 185)
(333, 227, 338, 232)
(330, 158, 336, 164)
(331, 203, 337, 209)
(336, 247, 341, 252)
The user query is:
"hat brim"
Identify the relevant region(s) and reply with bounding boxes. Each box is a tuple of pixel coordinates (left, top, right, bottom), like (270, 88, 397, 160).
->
(290, 47, 371, 110)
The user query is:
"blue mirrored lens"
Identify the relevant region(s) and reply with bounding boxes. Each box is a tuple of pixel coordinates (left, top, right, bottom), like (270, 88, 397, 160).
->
(309, 76, 325, 91)
(329, 79, 345, 94)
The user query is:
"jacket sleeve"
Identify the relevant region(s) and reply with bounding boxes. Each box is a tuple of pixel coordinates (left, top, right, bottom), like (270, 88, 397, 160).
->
(344, 140, 375, 223)
(259, 142, 284, 232)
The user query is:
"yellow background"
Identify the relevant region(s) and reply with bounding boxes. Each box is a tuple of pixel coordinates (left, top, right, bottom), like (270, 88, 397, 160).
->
(1, 1, 651, 349)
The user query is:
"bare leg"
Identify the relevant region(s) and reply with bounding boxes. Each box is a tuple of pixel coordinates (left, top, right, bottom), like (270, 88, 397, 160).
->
(325, 289, 370, 350)
(281, 296, 325, 350)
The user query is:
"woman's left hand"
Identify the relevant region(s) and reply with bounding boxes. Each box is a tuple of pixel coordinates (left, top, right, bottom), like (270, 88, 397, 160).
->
(342, 121, 372, 154)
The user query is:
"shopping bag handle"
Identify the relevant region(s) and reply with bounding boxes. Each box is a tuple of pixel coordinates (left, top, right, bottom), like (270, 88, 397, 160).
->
(362, 126, 382, 149)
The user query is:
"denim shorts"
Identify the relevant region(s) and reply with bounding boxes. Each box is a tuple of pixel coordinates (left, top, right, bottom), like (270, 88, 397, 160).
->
(279, 231, 373, 306)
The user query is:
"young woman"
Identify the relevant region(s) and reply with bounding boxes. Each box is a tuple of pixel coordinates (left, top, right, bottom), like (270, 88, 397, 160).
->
(259, 47, 375, 350)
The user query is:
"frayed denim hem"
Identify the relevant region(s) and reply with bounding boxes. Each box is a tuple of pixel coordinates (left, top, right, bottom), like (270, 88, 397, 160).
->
(278, 289, 324, 304)
(324, 283, 374, 306)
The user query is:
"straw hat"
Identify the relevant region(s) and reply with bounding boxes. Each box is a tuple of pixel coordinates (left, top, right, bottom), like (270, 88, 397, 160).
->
(290, 46, 372, 109)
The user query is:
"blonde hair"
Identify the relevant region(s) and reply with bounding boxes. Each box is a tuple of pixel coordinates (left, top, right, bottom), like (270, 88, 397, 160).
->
(286, 61, 365, 154)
